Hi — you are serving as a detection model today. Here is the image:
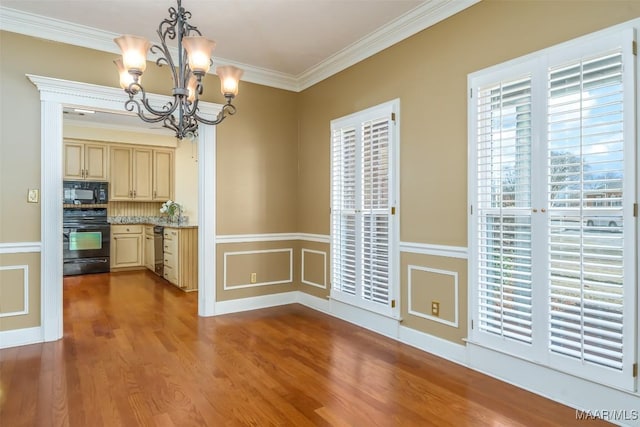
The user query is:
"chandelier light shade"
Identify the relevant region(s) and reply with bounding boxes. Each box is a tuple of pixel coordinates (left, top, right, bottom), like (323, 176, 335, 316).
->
(114, 35, 151, 73)
(114, 59, 138, 90)
(217, 65, 244, 97)
(113, 0, 243, 139)
(182, 36, 216, 74)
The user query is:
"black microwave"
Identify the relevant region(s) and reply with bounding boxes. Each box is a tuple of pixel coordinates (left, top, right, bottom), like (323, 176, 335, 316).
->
(63, 181, 108, 204)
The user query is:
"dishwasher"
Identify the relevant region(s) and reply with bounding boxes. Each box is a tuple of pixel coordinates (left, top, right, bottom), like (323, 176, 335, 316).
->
(153, 226, 164, 276)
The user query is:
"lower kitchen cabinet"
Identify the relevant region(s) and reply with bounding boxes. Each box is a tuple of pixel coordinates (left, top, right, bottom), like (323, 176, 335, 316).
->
(143, 225, 155, 270)
(163, 227, 198, 291)
(111, 225, 143, 269)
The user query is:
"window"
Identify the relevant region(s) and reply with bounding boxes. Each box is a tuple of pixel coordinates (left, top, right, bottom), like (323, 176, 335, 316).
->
(469, 29, 636, 390)
(331, 100, 399, 317)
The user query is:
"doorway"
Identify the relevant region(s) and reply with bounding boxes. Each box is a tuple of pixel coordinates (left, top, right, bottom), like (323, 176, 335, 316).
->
(29, 75, 218, 342)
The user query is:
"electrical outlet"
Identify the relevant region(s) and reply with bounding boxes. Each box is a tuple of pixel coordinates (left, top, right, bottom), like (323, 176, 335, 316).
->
(250, 272, 257, 284)
(431, 301, 440, 317)
(27, 189, 39, 203)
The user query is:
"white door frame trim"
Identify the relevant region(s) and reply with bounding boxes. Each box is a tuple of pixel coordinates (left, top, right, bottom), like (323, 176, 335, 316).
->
(28, 74, 218, 341)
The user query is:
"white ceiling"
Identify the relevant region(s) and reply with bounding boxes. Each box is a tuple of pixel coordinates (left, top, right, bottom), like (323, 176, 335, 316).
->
(0, 0, 479, 91)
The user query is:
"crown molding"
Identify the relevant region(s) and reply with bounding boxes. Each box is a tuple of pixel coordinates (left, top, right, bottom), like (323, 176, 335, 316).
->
(295, 0, 481, 90)
(1, 1, 480, 93)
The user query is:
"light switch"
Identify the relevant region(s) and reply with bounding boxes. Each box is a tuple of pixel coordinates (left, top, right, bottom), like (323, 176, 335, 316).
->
(27, 189, 39, 203)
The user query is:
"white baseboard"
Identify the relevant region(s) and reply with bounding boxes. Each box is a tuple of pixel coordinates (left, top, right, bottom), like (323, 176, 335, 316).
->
(296, 291, 331, 313)
(328, 298, 400, 339)
(0, 326, 43, 349)
(398, 325, 467, 366)
(214, 291, 298, 315)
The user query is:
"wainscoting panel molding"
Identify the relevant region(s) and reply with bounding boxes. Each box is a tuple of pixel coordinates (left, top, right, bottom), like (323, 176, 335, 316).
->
(0, 265, 29, 317)
(223, 248, 293, 290)
(301, 248, 327, 289)
(407, 264, 459, 327)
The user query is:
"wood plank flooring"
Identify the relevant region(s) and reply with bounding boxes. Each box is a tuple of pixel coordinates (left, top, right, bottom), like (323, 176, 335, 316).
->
(0, 271, 609, 426)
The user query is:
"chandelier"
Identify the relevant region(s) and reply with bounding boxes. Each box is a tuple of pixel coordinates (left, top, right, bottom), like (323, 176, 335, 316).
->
(113, 0, 243, 139)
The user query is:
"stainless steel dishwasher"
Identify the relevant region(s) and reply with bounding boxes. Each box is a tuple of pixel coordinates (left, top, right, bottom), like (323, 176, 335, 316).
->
(153, 226, 164, 276)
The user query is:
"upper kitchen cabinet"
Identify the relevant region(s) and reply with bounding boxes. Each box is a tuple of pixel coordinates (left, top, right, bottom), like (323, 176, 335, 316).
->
(64, 140, 108, 181)
(110, 145, 174, 202)
(110, 146, 152, 201)
(153, 149, 174, 201)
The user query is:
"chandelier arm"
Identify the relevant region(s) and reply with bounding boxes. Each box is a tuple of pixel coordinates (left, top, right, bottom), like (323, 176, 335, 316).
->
(162, 116, 181, 135)
(140, 96, 180, 120)
(123, 83, 181, 123)
(124, 99, 169, 124)
(193, 102, 237, 126)
(128, 83, 181, 118)
(151, 31, 178, 83)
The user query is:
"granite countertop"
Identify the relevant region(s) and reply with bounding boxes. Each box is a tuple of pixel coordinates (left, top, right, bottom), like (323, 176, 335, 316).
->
(108, 216, 198, 229)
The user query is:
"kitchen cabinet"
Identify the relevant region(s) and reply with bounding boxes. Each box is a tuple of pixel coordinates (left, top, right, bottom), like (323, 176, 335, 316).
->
(163, 227, 198, 291)
(111, 224, 143, 269)
(110, 146, 152, 201)
(153, 149, 174, 201)
(143, 225, 155, 271)
(110, 145, 173, 202)
(64, 140, 108, 181)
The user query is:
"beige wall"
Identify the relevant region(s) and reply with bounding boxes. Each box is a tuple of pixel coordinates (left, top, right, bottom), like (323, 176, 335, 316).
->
(216, 83, 299, 235)
(296, 0, 640, 341)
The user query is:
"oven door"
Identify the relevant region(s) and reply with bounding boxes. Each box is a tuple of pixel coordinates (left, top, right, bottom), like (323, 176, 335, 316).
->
(63, 224, 110, 260)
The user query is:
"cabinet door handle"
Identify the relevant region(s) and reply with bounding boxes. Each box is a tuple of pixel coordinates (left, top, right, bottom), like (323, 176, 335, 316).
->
(133, 190, 136, 198)
(129, 190, 133, 198)
(153, 190, 157, 199)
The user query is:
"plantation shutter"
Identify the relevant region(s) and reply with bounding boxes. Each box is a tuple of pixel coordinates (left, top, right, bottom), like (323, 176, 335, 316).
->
(362, 118, 390, 304)
(470, 29, 636, 390)
(547, 50, 627, 372)
(331, 100, 397, 316)
(331, 127, 357, 296)
(476, 76, 534, 345)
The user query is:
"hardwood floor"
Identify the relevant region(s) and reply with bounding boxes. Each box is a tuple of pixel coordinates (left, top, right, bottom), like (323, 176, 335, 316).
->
(0, 271, 609, 426)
